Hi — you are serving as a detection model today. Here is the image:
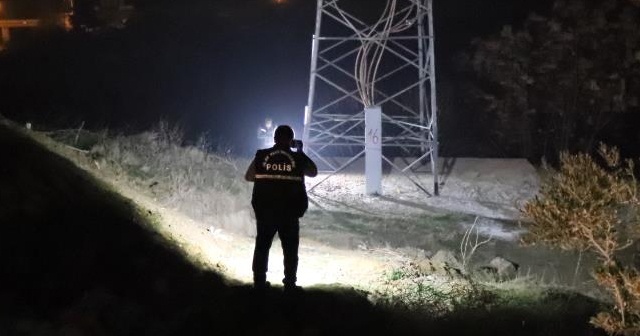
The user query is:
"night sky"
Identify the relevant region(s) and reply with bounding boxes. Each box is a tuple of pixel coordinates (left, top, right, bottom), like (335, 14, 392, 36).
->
(0, 0, 554, 153)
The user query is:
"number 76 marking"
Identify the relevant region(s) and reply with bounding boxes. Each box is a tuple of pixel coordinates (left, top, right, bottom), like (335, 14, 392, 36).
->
(368, 128, 379, 144)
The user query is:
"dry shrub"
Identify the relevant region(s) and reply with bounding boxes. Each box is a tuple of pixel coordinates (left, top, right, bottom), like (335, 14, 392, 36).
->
(522, 144, 640, 335)
(91, 121, 254, 234)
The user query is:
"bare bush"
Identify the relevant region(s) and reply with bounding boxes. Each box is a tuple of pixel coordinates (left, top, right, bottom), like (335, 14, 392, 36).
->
(459, 217, 493, 272)
(522, 144, 640, 335)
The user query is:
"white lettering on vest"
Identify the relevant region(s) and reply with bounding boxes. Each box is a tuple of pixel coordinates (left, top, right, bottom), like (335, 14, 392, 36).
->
(265, 163, 292, 172)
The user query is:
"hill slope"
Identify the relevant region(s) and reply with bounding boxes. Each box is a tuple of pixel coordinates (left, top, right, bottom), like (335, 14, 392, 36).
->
(0, 122, 402, 335)
(0, 121, 604, 336)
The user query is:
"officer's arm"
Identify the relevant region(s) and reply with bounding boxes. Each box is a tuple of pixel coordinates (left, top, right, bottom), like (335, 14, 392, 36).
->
(244, 158, 257, 182)
(303, 155, 318, 178)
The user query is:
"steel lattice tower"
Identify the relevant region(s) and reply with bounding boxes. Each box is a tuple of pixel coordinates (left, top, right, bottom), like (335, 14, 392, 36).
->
(303, 0, 439, 196)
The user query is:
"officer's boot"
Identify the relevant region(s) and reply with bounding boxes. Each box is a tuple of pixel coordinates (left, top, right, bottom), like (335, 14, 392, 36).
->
(253, 273, 270, 292)
(283, 275, 302, 296)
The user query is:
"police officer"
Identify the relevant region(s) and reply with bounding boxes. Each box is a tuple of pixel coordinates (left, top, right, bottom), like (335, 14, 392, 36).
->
(244, 125, 317, 292)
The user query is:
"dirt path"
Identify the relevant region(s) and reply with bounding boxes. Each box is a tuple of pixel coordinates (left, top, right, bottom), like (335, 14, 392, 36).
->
(113, 185, 405, 289)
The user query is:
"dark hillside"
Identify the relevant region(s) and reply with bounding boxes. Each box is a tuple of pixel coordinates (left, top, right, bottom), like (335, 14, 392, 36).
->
(0, 120, 604, 335)
(0, 122, 235, 333)
(0, 122, 396, 335)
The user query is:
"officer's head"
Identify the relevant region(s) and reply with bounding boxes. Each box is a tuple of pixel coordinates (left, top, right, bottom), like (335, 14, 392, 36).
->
(274, 125, 294, 147)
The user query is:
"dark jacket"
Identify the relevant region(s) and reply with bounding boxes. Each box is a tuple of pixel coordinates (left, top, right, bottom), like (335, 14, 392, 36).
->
(248, 146, 314, 220)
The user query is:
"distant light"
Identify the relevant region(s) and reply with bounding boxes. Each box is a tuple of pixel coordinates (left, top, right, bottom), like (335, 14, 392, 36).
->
(273, 0, 287, 4)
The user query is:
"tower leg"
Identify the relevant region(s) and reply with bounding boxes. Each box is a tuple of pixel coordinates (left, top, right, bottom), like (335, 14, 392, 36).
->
(427, 0, 439, 196)
(303, 0, 323, 145)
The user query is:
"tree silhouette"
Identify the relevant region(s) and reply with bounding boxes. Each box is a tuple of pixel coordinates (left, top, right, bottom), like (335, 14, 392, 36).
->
(464, 0, 640, 161)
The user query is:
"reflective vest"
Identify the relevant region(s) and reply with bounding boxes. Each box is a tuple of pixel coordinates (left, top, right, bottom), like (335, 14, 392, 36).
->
(251, 147, 309, 219)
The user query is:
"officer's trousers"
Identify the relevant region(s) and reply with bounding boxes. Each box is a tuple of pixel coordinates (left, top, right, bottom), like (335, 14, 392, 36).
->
(252, 216, 300, 286)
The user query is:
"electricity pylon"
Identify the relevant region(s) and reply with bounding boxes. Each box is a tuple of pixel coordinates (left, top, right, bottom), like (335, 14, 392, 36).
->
(303, 0, 439, 196)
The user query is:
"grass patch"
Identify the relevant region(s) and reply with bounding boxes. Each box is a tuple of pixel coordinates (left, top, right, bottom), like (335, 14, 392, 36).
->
(52, 121, 255, 234)
(373, 263, 604, 336)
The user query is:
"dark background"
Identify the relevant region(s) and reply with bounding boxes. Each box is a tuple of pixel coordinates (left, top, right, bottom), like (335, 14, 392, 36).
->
(0, 0, 556, 154)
